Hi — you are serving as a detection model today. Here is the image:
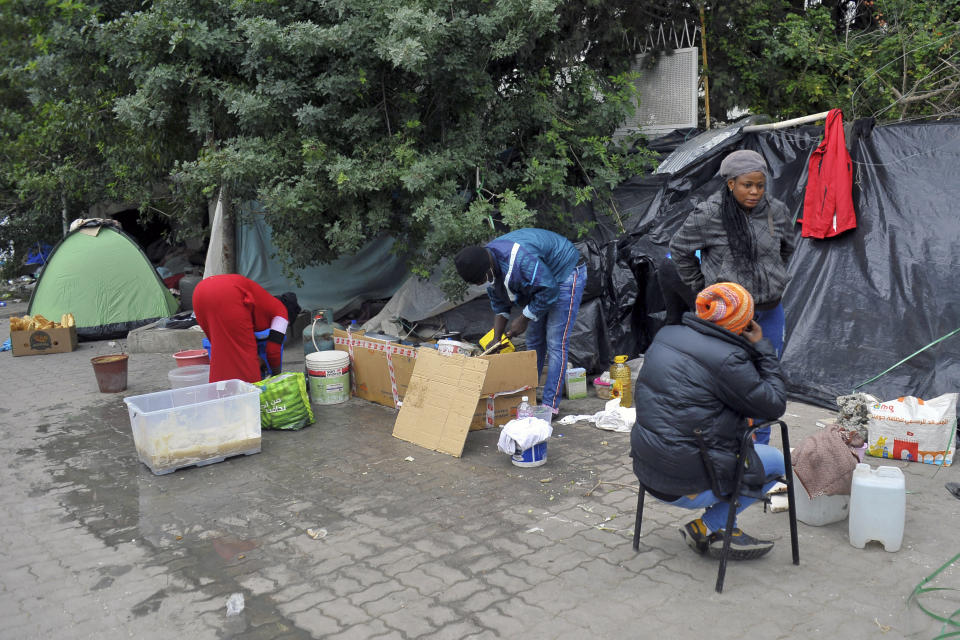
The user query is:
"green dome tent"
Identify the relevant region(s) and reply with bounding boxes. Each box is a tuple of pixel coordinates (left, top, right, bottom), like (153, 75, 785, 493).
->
(28, 222, 178, 340)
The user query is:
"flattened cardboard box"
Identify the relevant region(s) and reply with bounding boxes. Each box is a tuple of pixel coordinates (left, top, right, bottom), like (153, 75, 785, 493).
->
(392, 348, 538, 457)
(334, 328, 417, 407)
(10, 326, 78, 356)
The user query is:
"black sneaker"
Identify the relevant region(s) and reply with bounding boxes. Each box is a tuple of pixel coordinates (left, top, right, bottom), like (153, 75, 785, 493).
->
(707, 528, 774, 560)
(680, 518, 710, 554)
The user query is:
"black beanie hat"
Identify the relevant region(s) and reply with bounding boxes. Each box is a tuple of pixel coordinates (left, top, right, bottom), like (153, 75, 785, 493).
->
(454, 246, 490, 284)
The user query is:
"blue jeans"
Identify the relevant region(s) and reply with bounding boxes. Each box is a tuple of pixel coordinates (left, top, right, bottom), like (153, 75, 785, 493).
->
(755, 304, 784, 357)
(525, 264, 587, 413)
(663, 444, 784, 532)
(752, 304, 785, 445)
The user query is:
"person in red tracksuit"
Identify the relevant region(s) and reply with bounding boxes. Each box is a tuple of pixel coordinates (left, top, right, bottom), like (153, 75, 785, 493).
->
(193, 274, 290, 383)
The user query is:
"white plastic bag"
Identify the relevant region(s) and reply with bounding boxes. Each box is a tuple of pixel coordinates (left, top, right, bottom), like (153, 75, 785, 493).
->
(594, 397, 636, 433)
(866, 393, 957, 466)
(226, 592, 245, 616)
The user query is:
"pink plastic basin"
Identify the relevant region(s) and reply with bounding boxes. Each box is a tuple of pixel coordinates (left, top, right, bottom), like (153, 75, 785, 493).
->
(173, 349, 210, 367)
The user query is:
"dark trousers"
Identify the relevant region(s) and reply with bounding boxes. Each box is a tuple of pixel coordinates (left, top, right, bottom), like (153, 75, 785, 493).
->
(657, 257, 697, 325)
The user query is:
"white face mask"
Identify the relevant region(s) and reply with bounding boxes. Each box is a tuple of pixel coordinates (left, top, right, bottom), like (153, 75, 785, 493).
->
(483, 269, 495, 286)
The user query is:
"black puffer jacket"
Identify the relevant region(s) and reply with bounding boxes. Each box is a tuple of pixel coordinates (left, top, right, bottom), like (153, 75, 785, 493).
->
(630, 313, 787, 498)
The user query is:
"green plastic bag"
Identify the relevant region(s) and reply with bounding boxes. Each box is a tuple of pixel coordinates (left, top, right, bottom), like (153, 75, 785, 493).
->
(254, 372, 314, 430)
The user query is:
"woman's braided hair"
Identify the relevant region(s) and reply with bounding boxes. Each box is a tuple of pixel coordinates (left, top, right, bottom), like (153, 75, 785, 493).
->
(720, 186, 756, 269)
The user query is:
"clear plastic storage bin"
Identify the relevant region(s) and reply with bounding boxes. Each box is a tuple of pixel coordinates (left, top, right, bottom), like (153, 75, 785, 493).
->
(123, 379, 262, 475)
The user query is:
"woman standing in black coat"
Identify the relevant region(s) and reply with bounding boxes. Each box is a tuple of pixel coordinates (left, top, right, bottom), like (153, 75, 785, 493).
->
(630, 282, 787, 560)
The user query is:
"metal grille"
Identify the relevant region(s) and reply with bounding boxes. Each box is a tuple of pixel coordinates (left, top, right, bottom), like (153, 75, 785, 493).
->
(615, 47, 699, 139)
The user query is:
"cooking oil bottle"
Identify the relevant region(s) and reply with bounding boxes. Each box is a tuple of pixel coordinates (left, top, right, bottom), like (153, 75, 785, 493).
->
(609, 355, 633, 408)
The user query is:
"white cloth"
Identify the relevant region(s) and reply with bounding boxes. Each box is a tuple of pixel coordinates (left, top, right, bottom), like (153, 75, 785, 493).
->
(498, 417, 553, 454)
(270, 316, 289, 333)
(556, 398, 635, 433)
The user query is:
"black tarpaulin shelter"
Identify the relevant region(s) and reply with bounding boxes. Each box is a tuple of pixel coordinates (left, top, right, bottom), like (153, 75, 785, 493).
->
(780, 121, 960, 407)
(583, 118, 960, 409)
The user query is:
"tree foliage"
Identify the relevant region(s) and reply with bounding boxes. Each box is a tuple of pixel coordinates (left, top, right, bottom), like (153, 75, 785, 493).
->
(704, 0, 960, 122)
(2, 0, 958, 281)
(4, 0, 673, 277)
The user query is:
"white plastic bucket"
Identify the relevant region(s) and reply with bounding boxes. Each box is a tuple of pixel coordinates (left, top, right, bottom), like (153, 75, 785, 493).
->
(305, 351, 350, 405)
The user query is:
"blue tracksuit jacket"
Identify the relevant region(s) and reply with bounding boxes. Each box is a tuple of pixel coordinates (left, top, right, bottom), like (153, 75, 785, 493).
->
(485, 229, 580, 321)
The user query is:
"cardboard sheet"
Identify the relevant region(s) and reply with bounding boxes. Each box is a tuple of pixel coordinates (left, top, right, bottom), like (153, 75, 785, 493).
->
(393, 349, 488, 456)
(392, 348, 538, 457)
(334, 328, 417, 408)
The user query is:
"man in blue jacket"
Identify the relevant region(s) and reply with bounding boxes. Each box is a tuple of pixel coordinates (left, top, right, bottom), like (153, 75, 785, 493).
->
(630, 282, 787, 560)
(454, 229, 586, 416)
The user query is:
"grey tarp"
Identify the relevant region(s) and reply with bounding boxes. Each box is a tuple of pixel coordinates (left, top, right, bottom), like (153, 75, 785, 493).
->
(237, 214, 408, 315)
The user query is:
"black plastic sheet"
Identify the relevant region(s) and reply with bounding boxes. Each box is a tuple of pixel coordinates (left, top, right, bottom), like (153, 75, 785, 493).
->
(782, 121, 960, 407)
(567, 298, 611, 374)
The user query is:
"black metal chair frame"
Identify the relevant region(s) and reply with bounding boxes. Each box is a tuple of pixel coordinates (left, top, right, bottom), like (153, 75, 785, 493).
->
(632, 419, 799, 593)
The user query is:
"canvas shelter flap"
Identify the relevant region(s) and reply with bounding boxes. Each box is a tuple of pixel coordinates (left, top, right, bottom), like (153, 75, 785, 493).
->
(236, 210, 409, 315)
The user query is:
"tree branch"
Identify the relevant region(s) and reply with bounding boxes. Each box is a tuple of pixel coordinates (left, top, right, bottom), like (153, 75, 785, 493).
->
(898, 80, 960, 103)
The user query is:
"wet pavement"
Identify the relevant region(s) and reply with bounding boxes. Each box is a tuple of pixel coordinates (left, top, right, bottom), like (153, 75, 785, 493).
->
(1, 334, 959, 639)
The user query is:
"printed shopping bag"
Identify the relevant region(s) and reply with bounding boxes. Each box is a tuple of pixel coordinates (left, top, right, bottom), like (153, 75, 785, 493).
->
(866, 393, 957, 466)
(254, 372, 314, 430)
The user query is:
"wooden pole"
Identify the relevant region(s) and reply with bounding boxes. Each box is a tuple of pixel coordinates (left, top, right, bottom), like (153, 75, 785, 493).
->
(699, 4, 711, 130)
(61, 192, 68, 237)
(220, 184, 236, 274)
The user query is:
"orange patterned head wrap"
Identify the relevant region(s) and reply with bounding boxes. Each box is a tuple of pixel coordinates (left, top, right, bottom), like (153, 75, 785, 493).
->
(695, 282, 755, 335)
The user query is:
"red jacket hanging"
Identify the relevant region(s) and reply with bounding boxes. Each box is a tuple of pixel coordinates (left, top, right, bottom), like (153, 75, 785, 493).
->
(798, 108, 857, 238)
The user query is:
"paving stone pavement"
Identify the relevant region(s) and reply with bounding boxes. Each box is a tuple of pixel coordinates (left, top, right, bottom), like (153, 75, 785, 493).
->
(1, 333, 959, 639)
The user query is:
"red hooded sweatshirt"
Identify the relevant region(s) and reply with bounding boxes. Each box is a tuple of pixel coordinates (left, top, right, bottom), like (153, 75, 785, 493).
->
(799, 108, 857, 238)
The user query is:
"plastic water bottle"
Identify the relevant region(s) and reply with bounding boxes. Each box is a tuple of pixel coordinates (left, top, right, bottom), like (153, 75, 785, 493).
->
(516, 396, 533, 419)
(610, 355, 633, 408)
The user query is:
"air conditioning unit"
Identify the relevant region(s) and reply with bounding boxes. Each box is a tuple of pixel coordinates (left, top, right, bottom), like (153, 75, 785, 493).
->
(614, 47, 699, 139)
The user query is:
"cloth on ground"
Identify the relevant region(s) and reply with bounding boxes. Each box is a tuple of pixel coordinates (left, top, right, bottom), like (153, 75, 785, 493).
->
(498, 417, 553, 454)
(792, 425, 859, 498)
(556, 397, 635, 433)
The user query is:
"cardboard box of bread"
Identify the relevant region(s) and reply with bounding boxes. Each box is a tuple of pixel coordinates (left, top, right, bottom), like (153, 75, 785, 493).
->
(9, 313, 78, 356)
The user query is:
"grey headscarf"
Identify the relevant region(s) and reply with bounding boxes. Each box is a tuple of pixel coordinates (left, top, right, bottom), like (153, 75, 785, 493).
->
(719, 150, 767, 179)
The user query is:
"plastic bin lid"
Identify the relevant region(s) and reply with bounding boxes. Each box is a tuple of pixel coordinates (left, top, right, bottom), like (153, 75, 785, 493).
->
(168, 364, 210, 378)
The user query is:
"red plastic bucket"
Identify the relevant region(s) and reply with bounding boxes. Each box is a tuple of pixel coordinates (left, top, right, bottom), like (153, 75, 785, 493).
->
(173, 349, 210, 367)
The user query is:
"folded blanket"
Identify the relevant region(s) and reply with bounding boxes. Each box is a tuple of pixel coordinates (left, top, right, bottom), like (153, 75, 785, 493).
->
(793, 426, 859, 497)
